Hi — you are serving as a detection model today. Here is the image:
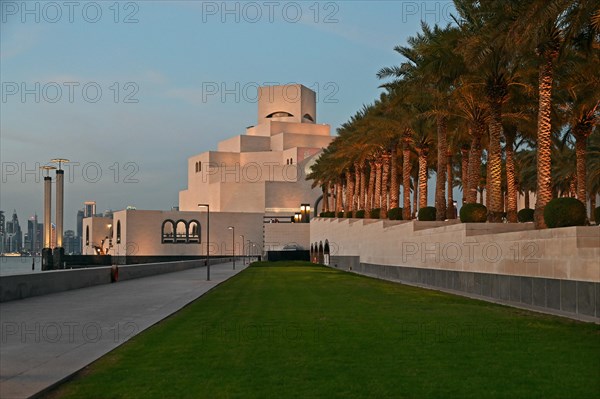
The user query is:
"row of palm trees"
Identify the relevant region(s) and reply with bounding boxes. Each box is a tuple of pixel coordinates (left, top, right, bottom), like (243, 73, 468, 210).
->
(307, 0, 599, 228)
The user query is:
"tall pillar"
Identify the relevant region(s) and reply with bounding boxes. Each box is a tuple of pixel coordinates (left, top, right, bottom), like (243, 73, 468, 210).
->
(52, 159, 69, 269)
(41, 166, 56, 271)
(54, 169, 65, 268)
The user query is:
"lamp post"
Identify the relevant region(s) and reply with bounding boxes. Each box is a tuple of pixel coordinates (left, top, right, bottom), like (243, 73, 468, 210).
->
(240, 234, 245, 265)
(227, 226, 235, 270)
(40, 165, 56, 270)
(198, 204, 210, 281)
(51, 158, 69, 269)
(247, 239, 251, 262)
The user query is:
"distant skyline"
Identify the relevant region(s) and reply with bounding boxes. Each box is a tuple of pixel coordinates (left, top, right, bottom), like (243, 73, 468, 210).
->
(1, 1, 456, 230)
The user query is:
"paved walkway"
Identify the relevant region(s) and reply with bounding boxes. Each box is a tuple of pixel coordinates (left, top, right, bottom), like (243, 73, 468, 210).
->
(0, 261, 249, 399)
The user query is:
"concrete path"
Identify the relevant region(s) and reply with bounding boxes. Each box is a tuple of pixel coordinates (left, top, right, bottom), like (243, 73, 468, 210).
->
(0, 261, 248, 399)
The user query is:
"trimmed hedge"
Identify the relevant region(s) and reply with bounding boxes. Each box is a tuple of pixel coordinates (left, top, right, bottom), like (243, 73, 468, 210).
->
(355, 210, 365, 219)
(337, 211, 345, 218)
(595, 206, 600, 223)
(370, 208, 381, 219)
(418, 206, 436, 221)
(319, 211, 335, 218)
(517, 208, 535, 223)
(388, 207, 403, 220)
(460, 203, 487, 223)
(543, 197, 587, 228)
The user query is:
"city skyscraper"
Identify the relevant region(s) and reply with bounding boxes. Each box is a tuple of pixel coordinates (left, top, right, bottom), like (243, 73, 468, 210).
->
(84, 201, 96, 218)
(4, 210, 23, 253)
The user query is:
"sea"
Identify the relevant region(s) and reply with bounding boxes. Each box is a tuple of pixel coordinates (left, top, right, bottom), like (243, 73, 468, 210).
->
(0, 256, 43, 276)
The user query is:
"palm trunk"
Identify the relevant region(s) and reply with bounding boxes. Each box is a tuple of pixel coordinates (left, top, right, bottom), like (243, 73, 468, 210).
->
(413, 176, 418, 217)
(354, 163, 361, 213)
(525, 191, 530, 209)
(486, 157, 491, 208)
(333, 183, 338, 213)
(505, 126, 518, 223)
(574, 125, 591, 203)
(402, 143, 412, 220)
(336, 182, 344, 215)
(534, 52, 557, 228)
(366, 161, 376, 218)
(435, 115, 448, 220)
(322, 185, 329, 213)
(446, 150, 454, 219)
(381, 153, 391, 219)
(487, 101, 504, 222)
(390, 145, 400, 210)
(360, 164, 367, 210)
(418, 147, 428, 209)
(346, 171, 355, 216)
(461, 145, 469, 205)
(374, 160, 383, 214)
(467, 126, 483, 204)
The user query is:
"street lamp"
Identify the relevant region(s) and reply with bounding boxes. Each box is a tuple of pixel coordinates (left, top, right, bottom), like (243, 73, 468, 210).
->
(247, 239, 251, 262)
(228, 226, 235, 270)
(240, 234, 245, 265)
(198, 204, 210, 281)
(294, 213, 301, 223)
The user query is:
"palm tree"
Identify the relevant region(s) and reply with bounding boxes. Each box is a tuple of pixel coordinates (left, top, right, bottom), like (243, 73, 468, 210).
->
(509, 0, 599, 227)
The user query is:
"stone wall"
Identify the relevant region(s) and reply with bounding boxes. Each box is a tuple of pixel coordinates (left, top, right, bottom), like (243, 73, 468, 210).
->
(312, 219, 600, 322)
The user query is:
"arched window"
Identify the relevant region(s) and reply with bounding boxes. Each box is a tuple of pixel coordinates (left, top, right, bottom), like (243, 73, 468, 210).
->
(161, 220, 175, 243)
(175, 220, 187, 243)
(86, 226, 89, 246)
(188, 220, 200, 243)
(195, 162, 198, 172)
(266, 111, 294, 118)
(116, 220, 121, 244)
(324, 240, 330, 266)
(318, 241, 324, 264)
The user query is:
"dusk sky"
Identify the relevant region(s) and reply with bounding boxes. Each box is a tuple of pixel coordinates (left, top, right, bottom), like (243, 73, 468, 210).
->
(1, 1, 456, 230)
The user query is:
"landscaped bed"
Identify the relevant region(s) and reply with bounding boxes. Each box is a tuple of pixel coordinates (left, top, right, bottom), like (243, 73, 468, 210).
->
(46, 262, 600, 399)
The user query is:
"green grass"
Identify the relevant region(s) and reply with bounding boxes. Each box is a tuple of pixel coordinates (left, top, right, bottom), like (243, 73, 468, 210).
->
(47, 262, 600, 399)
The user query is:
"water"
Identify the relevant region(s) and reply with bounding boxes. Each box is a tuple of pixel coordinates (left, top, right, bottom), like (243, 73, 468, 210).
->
(0, 256, 43, 276)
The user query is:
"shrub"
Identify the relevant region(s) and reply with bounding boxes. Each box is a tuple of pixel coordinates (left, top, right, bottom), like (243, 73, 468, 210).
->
(517, 208, 535, 223)
(460, 203, 488, 223)
(337, 211, 345, 218)
(418, 206, 436, 221)
(370, 208, 381, 219)
(595, 206, 600, 224)
(543, 197, 587, 228)
(319, 212, 335, 218)
(388, 207, 403, 220)
(355, 210, 365, 219)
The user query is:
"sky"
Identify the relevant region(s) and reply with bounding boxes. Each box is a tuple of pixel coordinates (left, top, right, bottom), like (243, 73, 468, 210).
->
(1, 0, 456, 231)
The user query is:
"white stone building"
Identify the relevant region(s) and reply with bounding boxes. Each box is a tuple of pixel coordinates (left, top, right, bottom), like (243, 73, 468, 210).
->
(83, 84, 333, 258)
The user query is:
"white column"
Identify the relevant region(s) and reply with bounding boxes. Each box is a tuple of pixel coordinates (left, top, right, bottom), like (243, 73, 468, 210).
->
(55, 170, 64, 248)
(43, 176, 52, 248)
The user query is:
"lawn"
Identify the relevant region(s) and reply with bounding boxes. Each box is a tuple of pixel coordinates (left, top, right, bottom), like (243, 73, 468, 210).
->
(46, 262, 600, 399)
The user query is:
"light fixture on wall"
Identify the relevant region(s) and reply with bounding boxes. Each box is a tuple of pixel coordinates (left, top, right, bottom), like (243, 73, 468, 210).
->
(300, 204, 311, 223)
